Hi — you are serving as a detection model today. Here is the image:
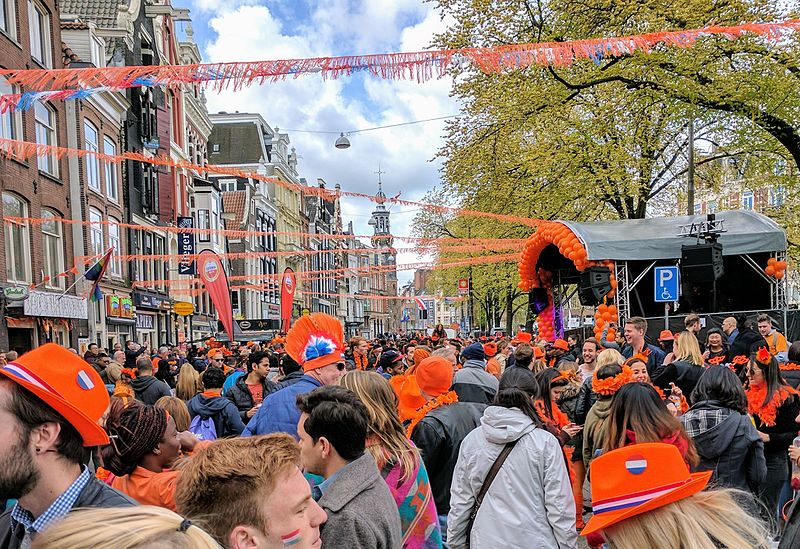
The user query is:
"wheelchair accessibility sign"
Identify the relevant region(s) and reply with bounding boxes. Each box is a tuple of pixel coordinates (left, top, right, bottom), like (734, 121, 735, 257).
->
(654, 266, 680, 303)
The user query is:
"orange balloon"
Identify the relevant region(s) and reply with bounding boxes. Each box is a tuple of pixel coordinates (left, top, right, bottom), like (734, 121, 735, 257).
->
(765, 266, 776, 276)
(776, 270, 785, 280)
(777, 261, 788, 270)
(768, 257, 777, 266)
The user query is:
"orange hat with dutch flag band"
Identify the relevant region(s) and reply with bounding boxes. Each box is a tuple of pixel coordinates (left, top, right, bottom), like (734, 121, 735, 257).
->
(0, 343, 110, 446)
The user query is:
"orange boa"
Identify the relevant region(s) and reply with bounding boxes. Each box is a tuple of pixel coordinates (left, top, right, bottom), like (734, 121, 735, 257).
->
(746, 382, 798, 427)
(535, 399, 570, 428)
(781, 363, 800, 371)
(406, 390, 458, 438)
(592, 365, 633, 396)
(354, 354, 368, 371)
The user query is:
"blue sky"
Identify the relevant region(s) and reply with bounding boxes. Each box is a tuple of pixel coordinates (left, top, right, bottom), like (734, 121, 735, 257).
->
(177, 0, 458, 285)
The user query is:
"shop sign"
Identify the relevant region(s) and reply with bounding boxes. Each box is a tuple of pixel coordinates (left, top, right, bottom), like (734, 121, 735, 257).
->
(107, 296, 136, 318)
(3, 286, 29, 302)
(136, 313, 155, 330)
(24, 291, 87, 320)
(177, 216, 196, 275)
(133, 291, 171, 310)
(217, 319, 279, 332)
(173, 301, 195, 316)
(266, 303, 280, 320)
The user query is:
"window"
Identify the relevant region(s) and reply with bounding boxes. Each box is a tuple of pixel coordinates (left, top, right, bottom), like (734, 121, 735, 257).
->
(108, 218, 122, 276)
(3, 193, 31, 283)
(34, 102, 57, 175)
(28, 0, 51, 67)
(707, 200, 717, 214)
(219, 179, 236, 192)
(0, 76, 21, 140)
(0, 0, 17, 40)
(770, 186, 786, 207)
(90, 36, 104, 67)
(41, 209, 64, 289)
(742, 190, 754, 210)
(89, 208, 104, 257)
(103, 137, 118, 201)
(211, 143, 220, 153)
(84, 120, 100, 190)
(198, 209, 210, 242)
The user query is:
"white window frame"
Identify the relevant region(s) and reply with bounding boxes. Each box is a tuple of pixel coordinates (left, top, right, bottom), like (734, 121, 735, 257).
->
(0, 75, 22, 141)
(103, 136, 119, 202)
(3, 193, 31, 284)
(0, 0, 18, 41)
(742, 190, 754, 210)
(108, 217, 122, 277)
(41, 209, 65, 290)
(89, 208, 104, 258)
(90, 35, 105, 68)
(27, 0, 51, 68)
(34, 101, 57, 175)
(198, 209, 210, 242)
(84, 120, 100, 191)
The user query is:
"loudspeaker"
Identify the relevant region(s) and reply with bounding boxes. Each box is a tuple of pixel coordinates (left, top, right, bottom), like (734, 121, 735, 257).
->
(578, 267, 612, 306)
(529, 288, 549, 315)
(681, 243, 724, 283)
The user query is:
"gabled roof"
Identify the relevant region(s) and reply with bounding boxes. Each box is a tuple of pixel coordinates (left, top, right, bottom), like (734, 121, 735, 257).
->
(60, 0, 124, 29)
(222, 191, 247, 230)
(208, 123, 263, 165)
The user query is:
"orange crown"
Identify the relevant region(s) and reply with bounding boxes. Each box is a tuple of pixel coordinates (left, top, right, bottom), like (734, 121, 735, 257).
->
(592, 365, 633, 396)
(285, 313, 345, 372)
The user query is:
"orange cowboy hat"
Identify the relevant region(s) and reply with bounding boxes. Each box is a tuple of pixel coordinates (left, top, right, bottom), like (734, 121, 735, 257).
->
(0, 344, 110, 446)
(552, 339, 569, 351)
(511, 331, 532, 344)
(582, 443, 712, 536)
(483, 342, 498, 357)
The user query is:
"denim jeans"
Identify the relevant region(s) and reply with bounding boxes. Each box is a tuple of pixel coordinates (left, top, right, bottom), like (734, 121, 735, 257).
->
(438, 514, 448, 548)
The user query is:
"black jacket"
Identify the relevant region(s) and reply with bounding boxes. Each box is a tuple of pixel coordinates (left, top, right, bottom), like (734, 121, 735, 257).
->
(729, 329, 768, 362)
(131, 375, 171, 405)
(124, 346, 147, 369)
(574, 376, 597, 425)
(780, 497, 800, 549)
(0, 476, 135, 548)
(652, 360, 704, 398)
(681, 400, 766, 494)
(226, 375, 277, 422)
(273, 371, 305, 391)
(780, 365, 800, 390)
(410, 401, 487, 515)
(752, 392, 800, 458)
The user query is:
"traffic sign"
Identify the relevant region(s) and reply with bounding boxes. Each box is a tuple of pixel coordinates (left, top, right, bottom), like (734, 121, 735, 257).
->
(173, 301, 195, 316)
(654, 266, 680, 303)
(457, 278, 470, 295)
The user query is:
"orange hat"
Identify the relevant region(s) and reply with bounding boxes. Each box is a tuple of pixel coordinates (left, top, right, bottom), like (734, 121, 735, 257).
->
(483, 342, 498, 357)
(553, 339, 569, 351)
(512, 331, 532, 344)
(393, 375, 426, 422)
(0, 343, 110, 446)
(285, 313, 344, 372)
(415, 356, 454, 397)
(533, 346, 545, 360)
(412, 347, 431, 365)
(582, 443, 712, 536)
(658, 330, 674, 341)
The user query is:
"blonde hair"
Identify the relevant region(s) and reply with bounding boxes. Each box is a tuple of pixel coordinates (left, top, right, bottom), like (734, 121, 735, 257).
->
(603, 489, 769, 549)
(340, 370, 419, 481)
(106, 362, 123, 384)
(674, 331, 704, 365)
(30, 506, 221, 549)
(596, 348, 624, 368)
(155, 396, 192, 432)
(176, 365, 203, 401)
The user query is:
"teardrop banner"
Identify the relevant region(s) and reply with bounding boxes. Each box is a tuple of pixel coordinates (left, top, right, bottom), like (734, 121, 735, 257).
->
(281, 268, 297, 333)
(197, 250, 235, 343)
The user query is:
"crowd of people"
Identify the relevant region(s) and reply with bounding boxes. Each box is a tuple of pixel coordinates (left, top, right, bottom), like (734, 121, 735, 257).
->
(0, 311, 799, 548)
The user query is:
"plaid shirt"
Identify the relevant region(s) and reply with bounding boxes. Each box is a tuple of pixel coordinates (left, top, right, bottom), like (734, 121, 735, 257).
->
(11, 467, 92, 537)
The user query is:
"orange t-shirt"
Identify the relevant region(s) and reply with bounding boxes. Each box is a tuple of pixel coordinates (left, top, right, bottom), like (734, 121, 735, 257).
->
(111, 466, 178, 511)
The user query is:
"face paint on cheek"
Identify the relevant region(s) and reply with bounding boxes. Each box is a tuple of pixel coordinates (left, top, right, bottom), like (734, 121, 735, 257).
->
(281, 529, 302, 547)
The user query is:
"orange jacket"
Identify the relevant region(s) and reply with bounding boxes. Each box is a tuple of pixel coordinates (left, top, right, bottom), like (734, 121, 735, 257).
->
(111, 466, 178, 511)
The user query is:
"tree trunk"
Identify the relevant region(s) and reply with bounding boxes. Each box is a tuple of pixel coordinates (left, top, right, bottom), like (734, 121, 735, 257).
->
(505, 287, 514, 334)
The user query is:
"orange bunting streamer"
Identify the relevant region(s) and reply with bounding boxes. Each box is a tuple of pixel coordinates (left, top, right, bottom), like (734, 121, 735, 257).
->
(0, 20, 796, 93)
(0, 138, 537, 227)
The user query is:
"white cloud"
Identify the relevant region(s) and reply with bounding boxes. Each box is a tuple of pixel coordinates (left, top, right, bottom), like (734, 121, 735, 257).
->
(193, 1, 458, 286)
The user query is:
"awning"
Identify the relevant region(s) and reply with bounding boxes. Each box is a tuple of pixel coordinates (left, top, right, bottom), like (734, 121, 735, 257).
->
(561, 210, 786, 261)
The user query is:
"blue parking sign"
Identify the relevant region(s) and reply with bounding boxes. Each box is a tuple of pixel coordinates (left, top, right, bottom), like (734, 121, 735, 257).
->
(654, 266, 680, 303)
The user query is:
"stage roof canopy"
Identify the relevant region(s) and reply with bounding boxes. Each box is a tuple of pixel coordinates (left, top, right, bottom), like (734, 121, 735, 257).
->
(561, 210, 786, 261)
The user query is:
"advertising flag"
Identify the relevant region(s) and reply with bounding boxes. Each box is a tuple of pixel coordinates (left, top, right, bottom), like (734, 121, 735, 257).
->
(280, 268, 296, 332)
(197, 250, 235, 342)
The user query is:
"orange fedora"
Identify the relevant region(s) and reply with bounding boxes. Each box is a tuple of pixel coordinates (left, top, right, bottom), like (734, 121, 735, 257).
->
(582, 443, 712, 536)
(0, 343, 110, 446)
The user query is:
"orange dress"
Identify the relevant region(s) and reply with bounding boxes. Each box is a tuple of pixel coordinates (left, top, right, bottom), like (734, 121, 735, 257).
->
(111, 466, 179, 511)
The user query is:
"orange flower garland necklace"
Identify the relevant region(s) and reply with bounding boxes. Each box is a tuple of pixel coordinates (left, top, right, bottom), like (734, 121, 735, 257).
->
(405, 390, 458, 438)
(592, 365, 633, 396)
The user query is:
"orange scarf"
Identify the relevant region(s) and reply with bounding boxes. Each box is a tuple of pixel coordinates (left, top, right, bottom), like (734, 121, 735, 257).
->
(406, 391, 458, 438)
(534, 399, 570, 428)
(746, 382, 798, 427)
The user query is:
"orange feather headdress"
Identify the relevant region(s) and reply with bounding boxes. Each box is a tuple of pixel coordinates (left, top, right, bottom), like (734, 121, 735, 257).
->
(285, 313, 345, 372)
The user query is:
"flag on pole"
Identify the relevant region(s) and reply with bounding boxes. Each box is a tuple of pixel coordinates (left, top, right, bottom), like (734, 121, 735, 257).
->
(84, 249, 113, 302)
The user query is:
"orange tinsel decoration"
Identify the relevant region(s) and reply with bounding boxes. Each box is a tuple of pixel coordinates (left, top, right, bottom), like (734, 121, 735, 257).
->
(592, 365, 633, 396)
(406, 390, 458, 438)
(746, 382, 799, 427)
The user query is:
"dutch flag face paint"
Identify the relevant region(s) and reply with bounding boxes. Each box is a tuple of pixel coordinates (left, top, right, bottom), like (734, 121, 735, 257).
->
(281, 529, 301, 547)
(625, 455, 648, 475)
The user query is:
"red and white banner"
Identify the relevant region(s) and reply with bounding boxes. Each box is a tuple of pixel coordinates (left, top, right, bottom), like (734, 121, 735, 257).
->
(197, 250, 235, 343)
(281, 268, 297, 333)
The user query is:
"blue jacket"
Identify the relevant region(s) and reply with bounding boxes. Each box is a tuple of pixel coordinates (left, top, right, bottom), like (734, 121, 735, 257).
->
(622, 343, 665, 378)
(242, 375, 322, 438)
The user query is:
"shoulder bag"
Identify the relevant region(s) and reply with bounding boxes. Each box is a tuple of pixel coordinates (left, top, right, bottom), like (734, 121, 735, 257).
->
(465, 438, 519, 547)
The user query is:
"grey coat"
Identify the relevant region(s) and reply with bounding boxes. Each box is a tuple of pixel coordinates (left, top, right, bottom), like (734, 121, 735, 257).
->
(318, 453, 402, 549)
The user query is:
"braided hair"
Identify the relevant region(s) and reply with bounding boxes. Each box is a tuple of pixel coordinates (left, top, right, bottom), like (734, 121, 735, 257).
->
(101, 402, 168, 476)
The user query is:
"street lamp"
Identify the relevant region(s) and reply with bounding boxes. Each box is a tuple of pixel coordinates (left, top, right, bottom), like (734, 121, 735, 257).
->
(334, 133, 351, 149)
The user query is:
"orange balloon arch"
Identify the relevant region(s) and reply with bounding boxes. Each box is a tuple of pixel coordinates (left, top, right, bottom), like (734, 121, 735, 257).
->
(518, 221, 619, 342)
